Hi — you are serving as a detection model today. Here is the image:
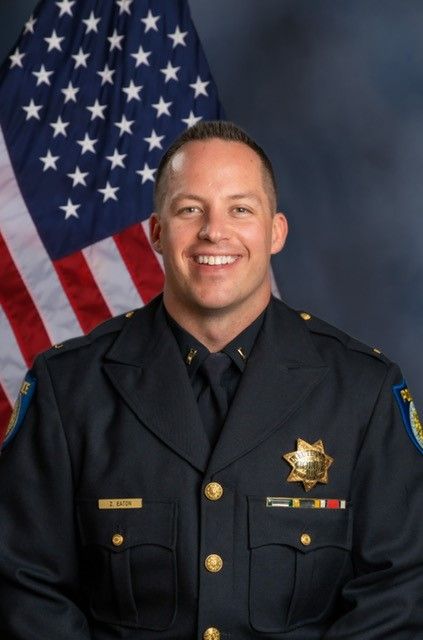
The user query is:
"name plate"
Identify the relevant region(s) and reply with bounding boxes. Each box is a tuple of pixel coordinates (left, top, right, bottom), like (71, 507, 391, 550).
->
(98, 498, 143, 510)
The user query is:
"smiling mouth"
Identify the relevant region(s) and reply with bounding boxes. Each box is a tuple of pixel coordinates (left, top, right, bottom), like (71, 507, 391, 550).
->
(194, 255, 239, 265)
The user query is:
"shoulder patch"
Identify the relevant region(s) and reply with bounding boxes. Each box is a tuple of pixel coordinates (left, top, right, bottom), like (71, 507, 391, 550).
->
(392, 380, 423, 454)
(2, 373, 37, 450)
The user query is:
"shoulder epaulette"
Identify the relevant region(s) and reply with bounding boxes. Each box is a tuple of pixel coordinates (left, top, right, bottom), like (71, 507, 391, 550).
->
(44, 309, 138, 359)
(297, 310, 391, 365)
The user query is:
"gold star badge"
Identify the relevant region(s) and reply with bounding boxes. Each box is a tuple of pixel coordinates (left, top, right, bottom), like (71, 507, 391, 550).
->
(283, 438, 334, 492)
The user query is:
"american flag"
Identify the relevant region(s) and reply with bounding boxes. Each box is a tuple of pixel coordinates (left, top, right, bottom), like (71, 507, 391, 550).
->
(0, 0, 224, 439)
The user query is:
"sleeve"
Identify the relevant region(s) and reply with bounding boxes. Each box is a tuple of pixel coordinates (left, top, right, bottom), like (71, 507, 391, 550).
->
(0, 355, 91, 639)
(324, 363, 423, 639)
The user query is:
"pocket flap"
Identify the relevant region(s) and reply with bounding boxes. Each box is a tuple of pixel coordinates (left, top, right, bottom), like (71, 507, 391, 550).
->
(77, 499, 177, 551)
(248, 496, 352, 552)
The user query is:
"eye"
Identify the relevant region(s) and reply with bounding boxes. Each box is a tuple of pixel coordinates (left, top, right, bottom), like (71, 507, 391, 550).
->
(178, 205, 202, 216)
(232, 206, 252, 216)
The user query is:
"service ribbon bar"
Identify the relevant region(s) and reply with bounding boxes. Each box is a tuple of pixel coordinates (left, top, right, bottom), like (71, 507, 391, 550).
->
(266, 497, 346, 509)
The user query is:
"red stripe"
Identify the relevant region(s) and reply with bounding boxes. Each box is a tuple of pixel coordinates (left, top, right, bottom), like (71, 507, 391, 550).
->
(54, 251, 112, 333)
(0, 384, 12, 443)
(114, 223, 164, 303)
(0, 233, 51, 366)
(327, 500, 340, 509)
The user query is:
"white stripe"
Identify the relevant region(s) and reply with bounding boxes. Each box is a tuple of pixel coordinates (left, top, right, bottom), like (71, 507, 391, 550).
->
(141, 219, 164, 271)
(0, 126, 81, 343)
(82, 237, 144, 315)
(0, 305, 27, 404)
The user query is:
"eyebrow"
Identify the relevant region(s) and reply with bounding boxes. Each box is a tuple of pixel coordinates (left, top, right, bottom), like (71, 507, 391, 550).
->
(227, 193, 261, 203)
(171, 192, 262, 204)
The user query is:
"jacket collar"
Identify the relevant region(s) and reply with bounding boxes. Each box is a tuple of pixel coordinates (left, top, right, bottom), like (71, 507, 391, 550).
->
(103, 296, 328, 474)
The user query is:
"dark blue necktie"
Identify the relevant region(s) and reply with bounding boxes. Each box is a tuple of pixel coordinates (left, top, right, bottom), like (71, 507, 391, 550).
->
(198, 352, 231, 448)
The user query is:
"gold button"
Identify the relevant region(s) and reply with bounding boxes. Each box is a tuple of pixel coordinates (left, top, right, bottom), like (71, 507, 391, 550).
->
(112, 533, 124, 547)
(54, 343, 64, 349)
(373, 347, 382, 355)
(204, 482, 223, 501)
(300, 533, 312, 546)
(203, 627, 221, 640)
(125, 310, 134, 318)
(204, 554, 223, 573)
(300, 312, 311, 321)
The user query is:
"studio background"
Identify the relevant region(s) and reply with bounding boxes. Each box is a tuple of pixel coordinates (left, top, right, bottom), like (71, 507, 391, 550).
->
(1, 0, 422, 409)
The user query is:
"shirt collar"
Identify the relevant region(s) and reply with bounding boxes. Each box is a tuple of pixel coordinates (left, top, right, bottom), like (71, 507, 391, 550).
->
(166, 305, 267, 376)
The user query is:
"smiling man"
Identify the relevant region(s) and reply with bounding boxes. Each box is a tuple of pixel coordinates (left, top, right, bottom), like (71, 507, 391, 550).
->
(149, 127, 287, 349)
(0, 121, 422, 640)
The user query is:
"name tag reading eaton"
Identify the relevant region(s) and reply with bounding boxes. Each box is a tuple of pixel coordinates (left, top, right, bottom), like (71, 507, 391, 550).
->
(98, 498, 143, 510)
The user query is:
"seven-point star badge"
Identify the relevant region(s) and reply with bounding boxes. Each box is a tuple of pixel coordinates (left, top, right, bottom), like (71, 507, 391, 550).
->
(283, 438, 334, 492)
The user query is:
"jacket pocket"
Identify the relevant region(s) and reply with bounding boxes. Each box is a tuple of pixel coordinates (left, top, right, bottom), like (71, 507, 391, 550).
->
(248, 496, 352, 632)
(77, 499, 177, 630)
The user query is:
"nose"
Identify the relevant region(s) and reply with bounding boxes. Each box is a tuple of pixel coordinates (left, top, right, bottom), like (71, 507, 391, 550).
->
(198, 208, 229, 243)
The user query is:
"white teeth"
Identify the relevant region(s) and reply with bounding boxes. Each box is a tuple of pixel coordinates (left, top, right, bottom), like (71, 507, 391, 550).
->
(195, 255, 237, 265)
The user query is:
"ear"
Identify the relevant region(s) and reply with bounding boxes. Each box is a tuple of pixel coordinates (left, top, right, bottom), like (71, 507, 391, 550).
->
(270, 212, 288, 255)
(149, 213, 162, 254)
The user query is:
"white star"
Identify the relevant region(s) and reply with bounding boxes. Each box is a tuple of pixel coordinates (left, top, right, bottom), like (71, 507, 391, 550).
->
(143, 129, 164, 151)
(122, 80, 142, 103)
(32, 64, 53, 86)
(152, 96, 172, 117)
(24, 15, 36, 34)
(130, 45, 151, 67)
(59, 198, 80, 220)
(72, 47, 90, 69)
(106, 149, 127, 169)
(116, 0, 133, 15)
(39, 150, 59, 171)
(77, 133, 97, 154)
(98, 181, 119, 203)
(108, 29, 124, 51)
(141, 9, 160, 33)
(86, 99, 107, 120)
(136, 163, 156, 184)
(82, 11, 101, 34)
(22, 99, 43, 121)
(160, 61, 180, 83)
(114, 115, 134, 136)
(56, 0, 75, 17)
(182, 111, 202, 128)
(50, 116, 70, 138)
(167, 25, 188, 48)
(67, 166, 89, 187)
(189, 75, 210, 98)
(97, 63, 115, 85)
(61, 81, 79, 103)
(9, 48, 25, 68)
(44, 29, 64, 52)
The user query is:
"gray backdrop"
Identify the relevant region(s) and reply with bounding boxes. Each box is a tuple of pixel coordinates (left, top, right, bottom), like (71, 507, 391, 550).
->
(1, 1, 422, 409)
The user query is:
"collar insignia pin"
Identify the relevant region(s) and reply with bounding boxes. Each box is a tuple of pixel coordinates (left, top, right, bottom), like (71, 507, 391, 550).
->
(283, 438, 334, 492)
(185, 347, 198, 365)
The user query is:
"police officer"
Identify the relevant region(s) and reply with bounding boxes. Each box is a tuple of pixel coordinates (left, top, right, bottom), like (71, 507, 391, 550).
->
(0, 121, 423, 639)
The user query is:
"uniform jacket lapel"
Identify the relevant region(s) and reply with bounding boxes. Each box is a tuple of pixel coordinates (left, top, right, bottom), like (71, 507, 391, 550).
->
(103, 298, 211, 473)
(103, 296, 327, 476)
(208, 299, 328, 474)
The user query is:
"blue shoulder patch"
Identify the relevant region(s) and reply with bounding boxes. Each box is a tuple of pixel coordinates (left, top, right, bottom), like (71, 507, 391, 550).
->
(2, 373, 37, 451)
(392, 380, 423, 455)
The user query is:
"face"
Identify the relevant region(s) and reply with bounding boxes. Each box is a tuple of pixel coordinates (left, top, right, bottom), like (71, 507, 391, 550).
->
(150, 139, 288, 322)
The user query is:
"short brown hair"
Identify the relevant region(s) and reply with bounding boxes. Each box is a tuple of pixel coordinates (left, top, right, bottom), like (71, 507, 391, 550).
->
(153, 120, 278, 211)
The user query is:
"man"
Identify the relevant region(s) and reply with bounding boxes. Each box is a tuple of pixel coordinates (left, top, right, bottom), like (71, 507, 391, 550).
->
(0, 121, 422, 639)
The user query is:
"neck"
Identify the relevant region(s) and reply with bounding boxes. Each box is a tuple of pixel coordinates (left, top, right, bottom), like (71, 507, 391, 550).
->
(163, 295, 271, 352)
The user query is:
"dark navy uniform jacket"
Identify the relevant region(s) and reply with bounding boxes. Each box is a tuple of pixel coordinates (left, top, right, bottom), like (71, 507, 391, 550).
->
(0, 295, 422, 639)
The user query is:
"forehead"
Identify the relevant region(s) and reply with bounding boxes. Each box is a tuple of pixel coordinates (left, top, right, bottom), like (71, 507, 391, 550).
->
(167, 139, 264, 185)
